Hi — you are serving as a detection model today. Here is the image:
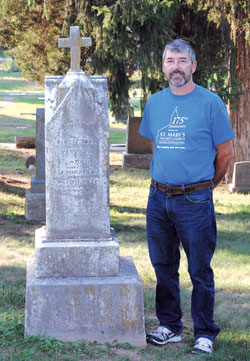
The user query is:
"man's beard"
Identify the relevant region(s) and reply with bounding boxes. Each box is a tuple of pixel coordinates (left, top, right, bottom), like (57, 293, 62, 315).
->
(168, 70, 191, 87)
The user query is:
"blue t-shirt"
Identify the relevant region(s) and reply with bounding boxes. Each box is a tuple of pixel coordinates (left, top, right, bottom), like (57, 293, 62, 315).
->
(139, 85, 235, 185)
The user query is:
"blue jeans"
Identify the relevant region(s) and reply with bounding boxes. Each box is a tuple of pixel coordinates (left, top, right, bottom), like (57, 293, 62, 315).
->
(146, 184, 220, 341)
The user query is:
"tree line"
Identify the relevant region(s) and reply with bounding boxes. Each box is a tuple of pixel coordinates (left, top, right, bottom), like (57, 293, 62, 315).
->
(0, 0, 249, 177)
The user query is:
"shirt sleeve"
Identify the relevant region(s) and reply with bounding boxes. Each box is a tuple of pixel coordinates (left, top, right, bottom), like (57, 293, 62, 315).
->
(211, 96, 235, 146)
(139, 100, 154, 140)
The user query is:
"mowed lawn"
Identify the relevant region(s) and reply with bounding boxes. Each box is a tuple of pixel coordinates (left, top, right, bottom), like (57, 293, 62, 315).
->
(0, 61, 127, 145)
(0, 148, 250, 360)
(0, 59, 249, 360)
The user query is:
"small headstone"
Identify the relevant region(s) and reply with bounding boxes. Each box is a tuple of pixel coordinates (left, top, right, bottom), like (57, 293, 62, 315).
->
(25, 155, 36, 168)
(25, 26, 146, 346)
(16, 136, 36, 149)
(229, 161, 250, 193)
(25, 108, 45, 221)
(122, 117, 153, 169)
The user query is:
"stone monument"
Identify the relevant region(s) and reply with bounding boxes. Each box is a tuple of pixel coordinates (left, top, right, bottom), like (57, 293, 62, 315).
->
(122, 117, 153, 169)
(25, 108, 45, 221)
(25, 26, 146, 346)
(229, 161, 250, 194)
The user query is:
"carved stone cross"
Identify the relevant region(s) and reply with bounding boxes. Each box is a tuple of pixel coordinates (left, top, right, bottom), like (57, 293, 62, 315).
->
(58, 26, 92, 73)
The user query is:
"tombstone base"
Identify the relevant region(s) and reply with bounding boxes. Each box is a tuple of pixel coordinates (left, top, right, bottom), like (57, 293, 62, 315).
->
(122, 153, 152, 169)
(25, 257, 146, 346)
(35, 227, 120, 277)
(229, 185, 250, 194)
(25, 189, 45, 221)
(31, 177, 45, 193)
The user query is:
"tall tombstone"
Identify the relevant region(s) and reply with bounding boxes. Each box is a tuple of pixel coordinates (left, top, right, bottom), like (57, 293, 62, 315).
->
(25, 108, 45, 221)
(122, 117, 153, 169)
(229, 161, 250, 193)
(25, 27, 146, 346)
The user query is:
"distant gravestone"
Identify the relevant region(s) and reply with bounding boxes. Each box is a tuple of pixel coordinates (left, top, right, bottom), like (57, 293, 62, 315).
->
(25, 26, 146, 346)
(25, 155, 36, 169)
(122, 117, 153, 169)
(25, 108, 45, 221)
(229, 161, 250, 193)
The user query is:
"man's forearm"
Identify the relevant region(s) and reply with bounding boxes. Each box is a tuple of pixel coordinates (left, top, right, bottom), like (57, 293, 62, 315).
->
(213, 156, 231, 187)
(213, 140, 234, 188)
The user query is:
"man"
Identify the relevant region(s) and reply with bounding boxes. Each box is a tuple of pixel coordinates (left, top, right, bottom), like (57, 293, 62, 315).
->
(139, 39, 235, 354)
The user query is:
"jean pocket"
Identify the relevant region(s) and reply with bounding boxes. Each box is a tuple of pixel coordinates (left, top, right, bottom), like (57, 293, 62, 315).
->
(185, 188, 211, 204)
(149, 184, 157, 198)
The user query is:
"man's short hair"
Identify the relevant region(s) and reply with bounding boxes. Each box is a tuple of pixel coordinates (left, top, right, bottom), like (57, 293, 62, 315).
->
(162, 39, 196, 63)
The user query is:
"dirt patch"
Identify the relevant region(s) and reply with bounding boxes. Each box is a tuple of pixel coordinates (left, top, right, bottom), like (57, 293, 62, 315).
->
(0, 174, 30, 188)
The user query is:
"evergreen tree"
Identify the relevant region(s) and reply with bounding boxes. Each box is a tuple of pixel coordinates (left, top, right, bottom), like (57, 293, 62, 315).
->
(1, 0, 249, 172)
(190, 0, 250, 177)
(0, 0, 225, 117)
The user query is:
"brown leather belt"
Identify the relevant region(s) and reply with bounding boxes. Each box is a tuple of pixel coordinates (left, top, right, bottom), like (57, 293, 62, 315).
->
(151, 178, 213, 195)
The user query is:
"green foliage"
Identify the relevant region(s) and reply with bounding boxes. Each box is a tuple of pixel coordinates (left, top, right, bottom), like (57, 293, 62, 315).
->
(7, 60, 21, 73)
(0, 0, 248, 115)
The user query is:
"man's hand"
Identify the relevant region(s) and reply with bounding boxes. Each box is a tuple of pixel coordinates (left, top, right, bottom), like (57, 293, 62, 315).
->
(213, 140, 234, 188)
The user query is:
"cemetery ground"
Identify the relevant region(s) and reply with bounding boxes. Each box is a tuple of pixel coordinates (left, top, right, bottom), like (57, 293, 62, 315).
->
(0, 57, 135, 145)
(0, 148, 250, 361)
(0, 60, 250, 360)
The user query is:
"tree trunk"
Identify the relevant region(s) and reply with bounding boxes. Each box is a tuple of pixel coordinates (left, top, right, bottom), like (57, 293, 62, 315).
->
(226, 29, 250, 182)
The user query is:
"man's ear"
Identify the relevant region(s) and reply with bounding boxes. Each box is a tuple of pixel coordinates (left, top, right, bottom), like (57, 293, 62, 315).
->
(192, 61, 197, 74)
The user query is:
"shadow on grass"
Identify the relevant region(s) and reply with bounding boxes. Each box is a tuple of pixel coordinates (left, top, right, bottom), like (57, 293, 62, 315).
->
(216, 210, 250, 219)
(216, 229, 250, 254)
(111, 222, 146, 235)
(111, 204, 146, 214)
(0, 179, 26, 197)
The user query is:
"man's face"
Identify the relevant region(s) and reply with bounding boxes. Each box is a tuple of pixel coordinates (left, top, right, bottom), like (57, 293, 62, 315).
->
(162, 50, 197, 88)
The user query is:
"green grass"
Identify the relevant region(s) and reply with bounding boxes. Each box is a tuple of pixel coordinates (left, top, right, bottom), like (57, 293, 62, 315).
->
(0, 59, 249, 360)
(0, 64, 44, 143)
(0, 63, 127, 144)
(0, 150, 250, 360)
(109, 129, 126, 145)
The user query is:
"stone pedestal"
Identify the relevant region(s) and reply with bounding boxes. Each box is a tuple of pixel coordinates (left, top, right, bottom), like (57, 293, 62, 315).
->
(35, 227, 119, 278)
(122, 153, 153, 169)
(25, 34, 146, 346)
(229, 161, 250, 194)
(25, 257, 145, 346)
(122, 117, 152, 169)
(25, 108, 46, 221)
(25, 190, 45, 222)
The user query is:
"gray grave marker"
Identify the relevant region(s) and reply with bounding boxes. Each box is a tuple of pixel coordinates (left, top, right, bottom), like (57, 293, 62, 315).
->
(229, 161, 250, 193)
(122, 117, 153, 169)
(25, 27, 146, 346)
(25, 108, 45, 221)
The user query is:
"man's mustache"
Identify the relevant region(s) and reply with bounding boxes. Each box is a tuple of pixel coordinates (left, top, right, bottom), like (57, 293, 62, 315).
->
(170, 70, 185, 77)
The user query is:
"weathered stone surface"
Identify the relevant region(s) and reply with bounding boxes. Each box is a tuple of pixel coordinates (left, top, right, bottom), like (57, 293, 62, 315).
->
(34, 108, 45, 181)
(45, 74, 111, 241)
(58, 27, 92, 73)
(25, 257, 146, 346)
(229, 161, 250, 194)
(122, 117, 152, 169)
(122, 153, 153, 169)
(35, 227, 119, 278)
(25, 108, 45, 221)
(25, 189, 45, 222)
(25, 155, 36, 169)
(16, 136, 36, 149)
(30, 179, 45, 194)
(126, 117, 152, 154)
(25, 27, 146, 346)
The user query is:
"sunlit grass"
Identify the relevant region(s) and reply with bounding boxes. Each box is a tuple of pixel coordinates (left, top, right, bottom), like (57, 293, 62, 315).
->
(0, 59, 249, 358)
